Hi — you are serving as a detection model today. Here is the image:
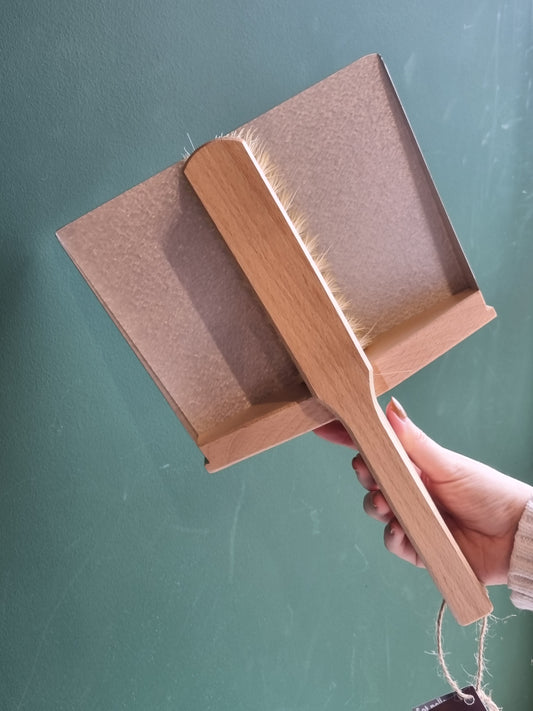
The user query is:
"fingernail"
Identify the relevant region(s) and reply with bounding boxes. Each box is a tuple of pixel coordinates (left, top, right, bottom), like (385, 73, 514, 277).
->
(386, 521, 395, 536)
(390, 397, 407, 420)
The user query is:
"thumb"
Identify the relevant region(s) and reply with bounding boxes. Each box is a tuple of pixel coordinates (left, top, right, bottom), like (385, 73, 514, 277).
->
(386, 398, 459, 484)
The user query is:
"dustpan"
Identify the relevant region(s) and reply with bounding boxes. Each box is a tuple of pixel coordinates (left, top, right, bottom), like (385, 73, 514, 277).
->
(57, 53, 495, 472)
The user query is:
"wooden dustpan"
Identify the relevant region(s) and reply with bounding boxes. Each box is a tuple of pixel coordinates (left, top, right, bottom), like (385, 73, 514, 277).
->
(58, 54, 495, 625)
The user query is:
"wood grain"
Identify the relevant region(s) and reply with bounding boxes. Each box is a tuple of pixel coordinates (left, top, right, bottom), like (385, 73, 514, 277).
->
(184, 136, 493, 625)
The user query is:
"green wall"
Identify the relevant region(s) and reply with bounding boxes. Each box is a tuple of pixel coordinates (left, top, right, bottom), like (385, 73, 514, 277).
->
(2, 2, 532, 708)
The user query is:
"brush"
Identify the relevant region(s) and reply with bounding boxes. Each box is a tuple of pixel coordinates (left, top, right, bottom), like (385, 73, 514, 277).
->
(184, 134, 493, 626)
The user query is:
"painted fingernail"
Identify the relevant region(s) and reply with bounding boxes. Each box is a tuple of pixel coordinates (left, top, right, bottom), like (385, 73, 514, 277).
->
(390, 397, 407, 420)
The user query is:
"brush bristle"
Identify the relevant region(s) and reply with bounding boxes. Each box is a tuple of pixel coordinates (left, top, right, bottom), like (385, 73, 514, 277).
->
(230, 130, 371, 349)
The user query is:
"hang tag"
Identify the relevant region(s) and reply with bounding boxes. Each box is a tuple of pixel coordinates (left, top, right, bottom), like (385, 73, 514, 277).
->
(413, 686, 487, 710)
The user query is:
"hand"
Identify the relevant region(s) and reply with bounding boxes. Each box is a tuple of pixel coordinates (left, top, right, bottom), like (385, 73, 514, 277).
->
(315, 399, 533, 585)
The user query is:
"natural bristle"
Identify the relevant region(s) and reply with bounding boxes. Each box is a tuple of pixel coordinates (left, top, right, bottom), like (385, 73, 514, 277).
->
(229, 132, 372, 349)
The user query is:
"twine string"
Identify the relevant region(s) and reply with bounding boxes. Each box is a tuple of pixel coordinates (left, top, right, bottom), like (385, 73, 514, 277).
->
(436, 600, 501, 711)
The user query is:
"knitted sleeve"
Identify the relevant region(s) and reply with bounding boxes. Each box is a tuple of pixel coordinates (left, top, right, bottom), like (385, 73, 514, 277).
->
(508, 499, 533, 610)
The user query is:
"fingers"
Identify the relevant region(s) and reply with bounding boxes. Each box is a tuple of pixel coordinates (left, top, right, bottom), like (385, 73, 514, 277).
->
(363, 489, 392, 521)
(385, 398, 460, 484)
(355, 398, 426, 569)
(354, 442, 421, 525)
(360, 493, 425, 567)
(320, 398, 439, 572)
(351, 454, 378, 490)
(384, 519, 424, 568)
(353, 446, 422, 492)
(313, 421, 356, 448)
(361, 477, 424, 569)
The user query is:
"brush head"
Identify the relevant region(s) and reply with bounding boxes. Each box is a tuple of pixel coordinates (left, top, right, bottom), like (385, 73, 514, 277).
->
(232, 130, 372, 349)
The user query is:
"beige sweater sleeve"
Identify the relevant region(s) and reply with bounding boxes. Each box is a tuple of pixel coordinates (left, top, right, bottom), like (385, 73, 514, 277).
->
(508, 499, 533, 610)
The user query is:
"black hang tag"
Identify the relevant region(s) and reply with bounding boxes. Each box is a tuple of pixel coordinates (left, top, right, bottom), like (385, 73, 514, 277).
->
(413, 686, 487, 710)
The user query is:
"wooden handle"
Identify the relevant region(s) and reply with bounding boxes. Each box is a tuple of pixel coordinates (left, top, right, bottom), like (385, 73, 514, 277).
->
(184, 136, 493, 625)
(339, 397, 492, 626)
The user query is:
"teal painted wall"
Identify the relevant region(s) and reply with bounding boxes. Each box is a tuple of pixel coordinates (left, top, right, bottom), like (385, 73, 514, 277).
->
(2, 2, 532, 708)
